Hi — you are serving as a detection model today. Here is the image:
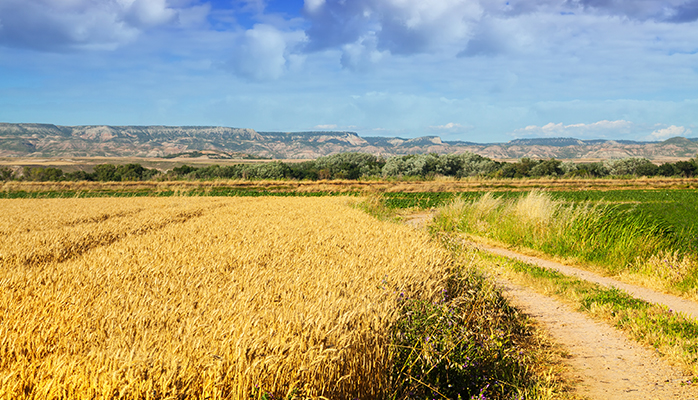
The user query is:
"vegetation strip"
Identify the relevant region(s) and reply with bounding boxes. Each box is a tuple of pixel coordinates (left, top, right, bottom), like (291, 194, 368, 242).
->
(432, 190, 698, 299)
(445, 239, 698, 379)
(3, 152, 698, 182)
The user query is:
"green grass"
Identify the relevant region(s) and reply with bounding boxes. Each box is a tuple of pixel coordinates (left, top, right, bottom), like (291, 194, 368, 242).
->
(431, 190, 698, 297)
(547, 189, 698, 243)
(462, 247, 698, 379)
(389, 261, 577, 400)
(381, 190, 698, 247)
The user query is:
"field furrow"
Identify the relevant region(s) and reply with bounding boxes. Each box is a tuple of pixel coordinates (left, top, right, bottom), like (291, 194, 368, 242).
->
(0, 198, 226, 269)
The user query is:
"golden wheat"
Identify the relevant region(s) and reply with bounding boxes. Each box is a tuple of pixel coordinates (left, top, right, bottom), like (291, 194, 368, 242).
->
(0, 196, 451, 399)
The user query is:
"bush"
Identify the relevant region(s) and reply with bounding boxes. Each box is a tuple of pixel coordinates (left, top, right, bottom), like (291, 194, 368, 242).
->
(382, 152, 498, 178)
(603, 158, 655, 176)
(530, 159, 563, 177)
(314, 152, 385, 179)
(0, 167, 15, 181)
(22, 166, 64, 181)
(93, 164, 159, 181)
(391, 266, 538, 400)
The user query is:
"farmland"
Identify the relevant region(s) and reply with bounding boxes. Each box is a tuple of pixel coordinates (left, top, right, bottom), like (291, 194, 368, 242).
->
(0, 196, 563, 399)
(2, 177, 697, 399)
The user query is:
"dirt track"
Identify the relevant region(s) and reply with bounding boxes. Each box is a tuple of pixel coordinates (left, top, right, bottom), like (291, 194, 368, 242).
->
(476, 243, 698, 321)
(500, 278, 697, 399)
(404, 213, 698, 399)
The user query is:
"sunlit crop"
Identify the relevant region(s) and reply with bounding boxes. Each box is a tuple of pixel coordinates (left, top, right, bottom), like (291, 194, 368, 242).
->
(0, 197, 451, 399)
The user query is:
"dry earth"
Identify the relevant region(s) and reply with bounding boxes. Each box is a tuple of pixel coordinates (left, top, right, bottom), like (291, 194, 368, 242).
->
(403, 212, 698, 399)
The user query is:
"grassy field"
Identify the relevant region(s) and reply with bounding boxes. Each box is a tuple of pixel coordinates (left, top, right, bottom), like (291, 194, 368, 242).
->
(431, 190, 698, 299)
(0, 196, 568, 399)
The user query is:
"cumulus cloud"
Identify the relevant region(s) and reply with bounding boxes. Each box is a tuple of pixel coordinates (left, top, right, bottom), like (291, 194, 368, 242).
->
(650, 125, 692, 139)
(513, 120, 636, 138)
(124, 0, 177, 27)
(340, 33, 387, 71)
(0, 0, 199, 51)
(299, 0, 698, 67)
(227, 24, 306, 81)
(667, 0, 698, 22)
(303, 0, 483, 56)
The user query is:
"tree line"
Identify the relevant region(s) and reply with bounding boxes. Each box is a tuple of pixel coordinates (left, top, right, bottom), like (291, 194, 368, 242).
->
(2, 152, 697, 182)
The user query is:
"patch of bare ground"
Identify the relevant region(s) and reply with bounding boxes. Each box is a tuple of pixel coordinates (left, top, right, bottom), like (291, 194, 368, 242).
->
(405, 213, 698, 399)
(499, 279, 698, 399)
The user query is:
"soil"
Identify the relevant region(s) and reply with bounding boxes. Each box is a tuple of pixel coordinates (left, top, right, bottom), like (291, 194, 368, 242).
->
(404, 213, 698, 399)
(500, 279, 697, 399)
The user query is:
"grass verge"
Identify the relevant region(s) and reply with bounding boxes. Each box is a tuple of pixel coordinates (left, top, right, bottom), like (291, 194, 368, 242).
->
(388, 258, 580, 399)
(354, 198, 580, 399)
(432, 191, 698, 299)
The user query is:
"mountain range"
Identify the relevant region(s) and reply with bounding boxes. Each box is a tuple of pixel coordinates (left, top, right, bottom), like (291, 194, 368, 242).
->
(1, 123, 697, 160)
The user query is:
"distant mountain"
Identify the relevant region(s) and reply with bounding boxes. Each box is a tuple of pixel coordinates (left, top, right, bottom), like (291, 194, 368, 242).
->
(1, 123, 697, 160)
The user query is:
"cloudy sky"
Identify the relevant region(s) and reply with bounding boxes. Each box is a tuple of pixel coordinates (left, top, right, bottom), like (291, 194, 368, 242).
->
(0, 0, 697, 143)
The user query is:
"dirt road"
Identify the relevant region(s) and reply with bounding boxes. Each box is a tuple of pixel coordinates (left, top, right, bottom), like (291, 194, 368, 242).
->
(403, 213, 698, 399)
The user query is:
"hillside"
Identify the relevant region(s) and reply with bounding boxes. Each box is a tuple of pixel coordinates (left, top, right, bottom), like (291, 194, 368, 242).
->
(1, 123, 697, 160)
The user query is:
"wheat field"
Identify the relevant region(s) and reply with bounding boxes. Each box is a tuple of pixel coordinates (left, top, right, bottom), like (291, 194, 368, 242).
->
(0, 197, 452, 399)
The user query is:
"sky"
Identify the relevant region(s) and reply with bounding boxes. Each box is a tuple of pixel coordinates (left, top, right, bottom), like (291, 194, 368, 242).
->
(0, 0, 697, 143)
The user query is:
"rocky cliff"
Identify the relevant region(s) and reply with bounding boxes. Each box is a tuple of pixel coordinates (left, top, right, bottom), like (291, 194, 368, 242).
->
(1, 123, 697, 160)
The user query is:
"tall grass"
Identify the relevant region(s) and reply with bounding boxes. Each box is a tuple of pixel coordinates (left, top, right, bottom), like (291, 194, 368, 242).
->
(433, 191, 698, 295)
(389, 264, 572, 400)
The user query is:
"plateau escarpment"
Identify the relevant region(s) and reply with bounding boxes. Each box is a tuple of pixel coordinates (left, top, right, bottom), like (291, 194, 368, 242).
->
(1, 123, 697, 160)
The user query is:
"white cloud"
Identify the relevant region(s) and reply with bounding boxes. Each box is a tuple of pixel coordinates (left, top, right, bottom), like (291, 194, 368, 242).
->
(304, 0, 326, 14)
(340, 33, 387, 71)
(513, 120, 635, 138)
(433, 122, 462, 129)
(650, 125, 691, 139)
(314, 124, 337, 129)
(566, 0, 698, 22)
(0, 0, 198, 51)
(228, 24, 307, 81)
(124, 0, 177, 28)
(304, 0, 483, 56)
(428, 122, 474, 135)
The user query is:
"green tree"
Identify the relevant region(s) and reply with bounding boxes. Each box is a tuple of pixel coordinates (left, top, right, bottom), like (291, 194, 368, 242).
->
(0, 167, 14, 181)
(530, 159, 564, 177)
(94, 164, 118, 181)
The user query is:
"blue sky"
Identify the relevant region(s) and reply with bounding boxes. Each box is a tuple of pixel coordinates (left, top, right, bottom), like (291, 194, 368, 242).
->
(0, 0, 697, 143)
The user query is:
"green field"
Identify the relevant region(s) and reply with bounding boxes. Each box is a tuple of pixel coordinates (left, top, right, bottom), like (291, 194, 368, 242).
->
(382, 189, 698, 242)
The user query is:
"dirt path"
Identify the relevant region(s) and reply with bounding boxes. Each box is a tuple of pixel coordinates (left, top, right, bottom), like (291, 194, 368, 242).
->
(403, 213, 698, 399)
(475, 243, 698, 321)
(500, 279, 697, 399)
